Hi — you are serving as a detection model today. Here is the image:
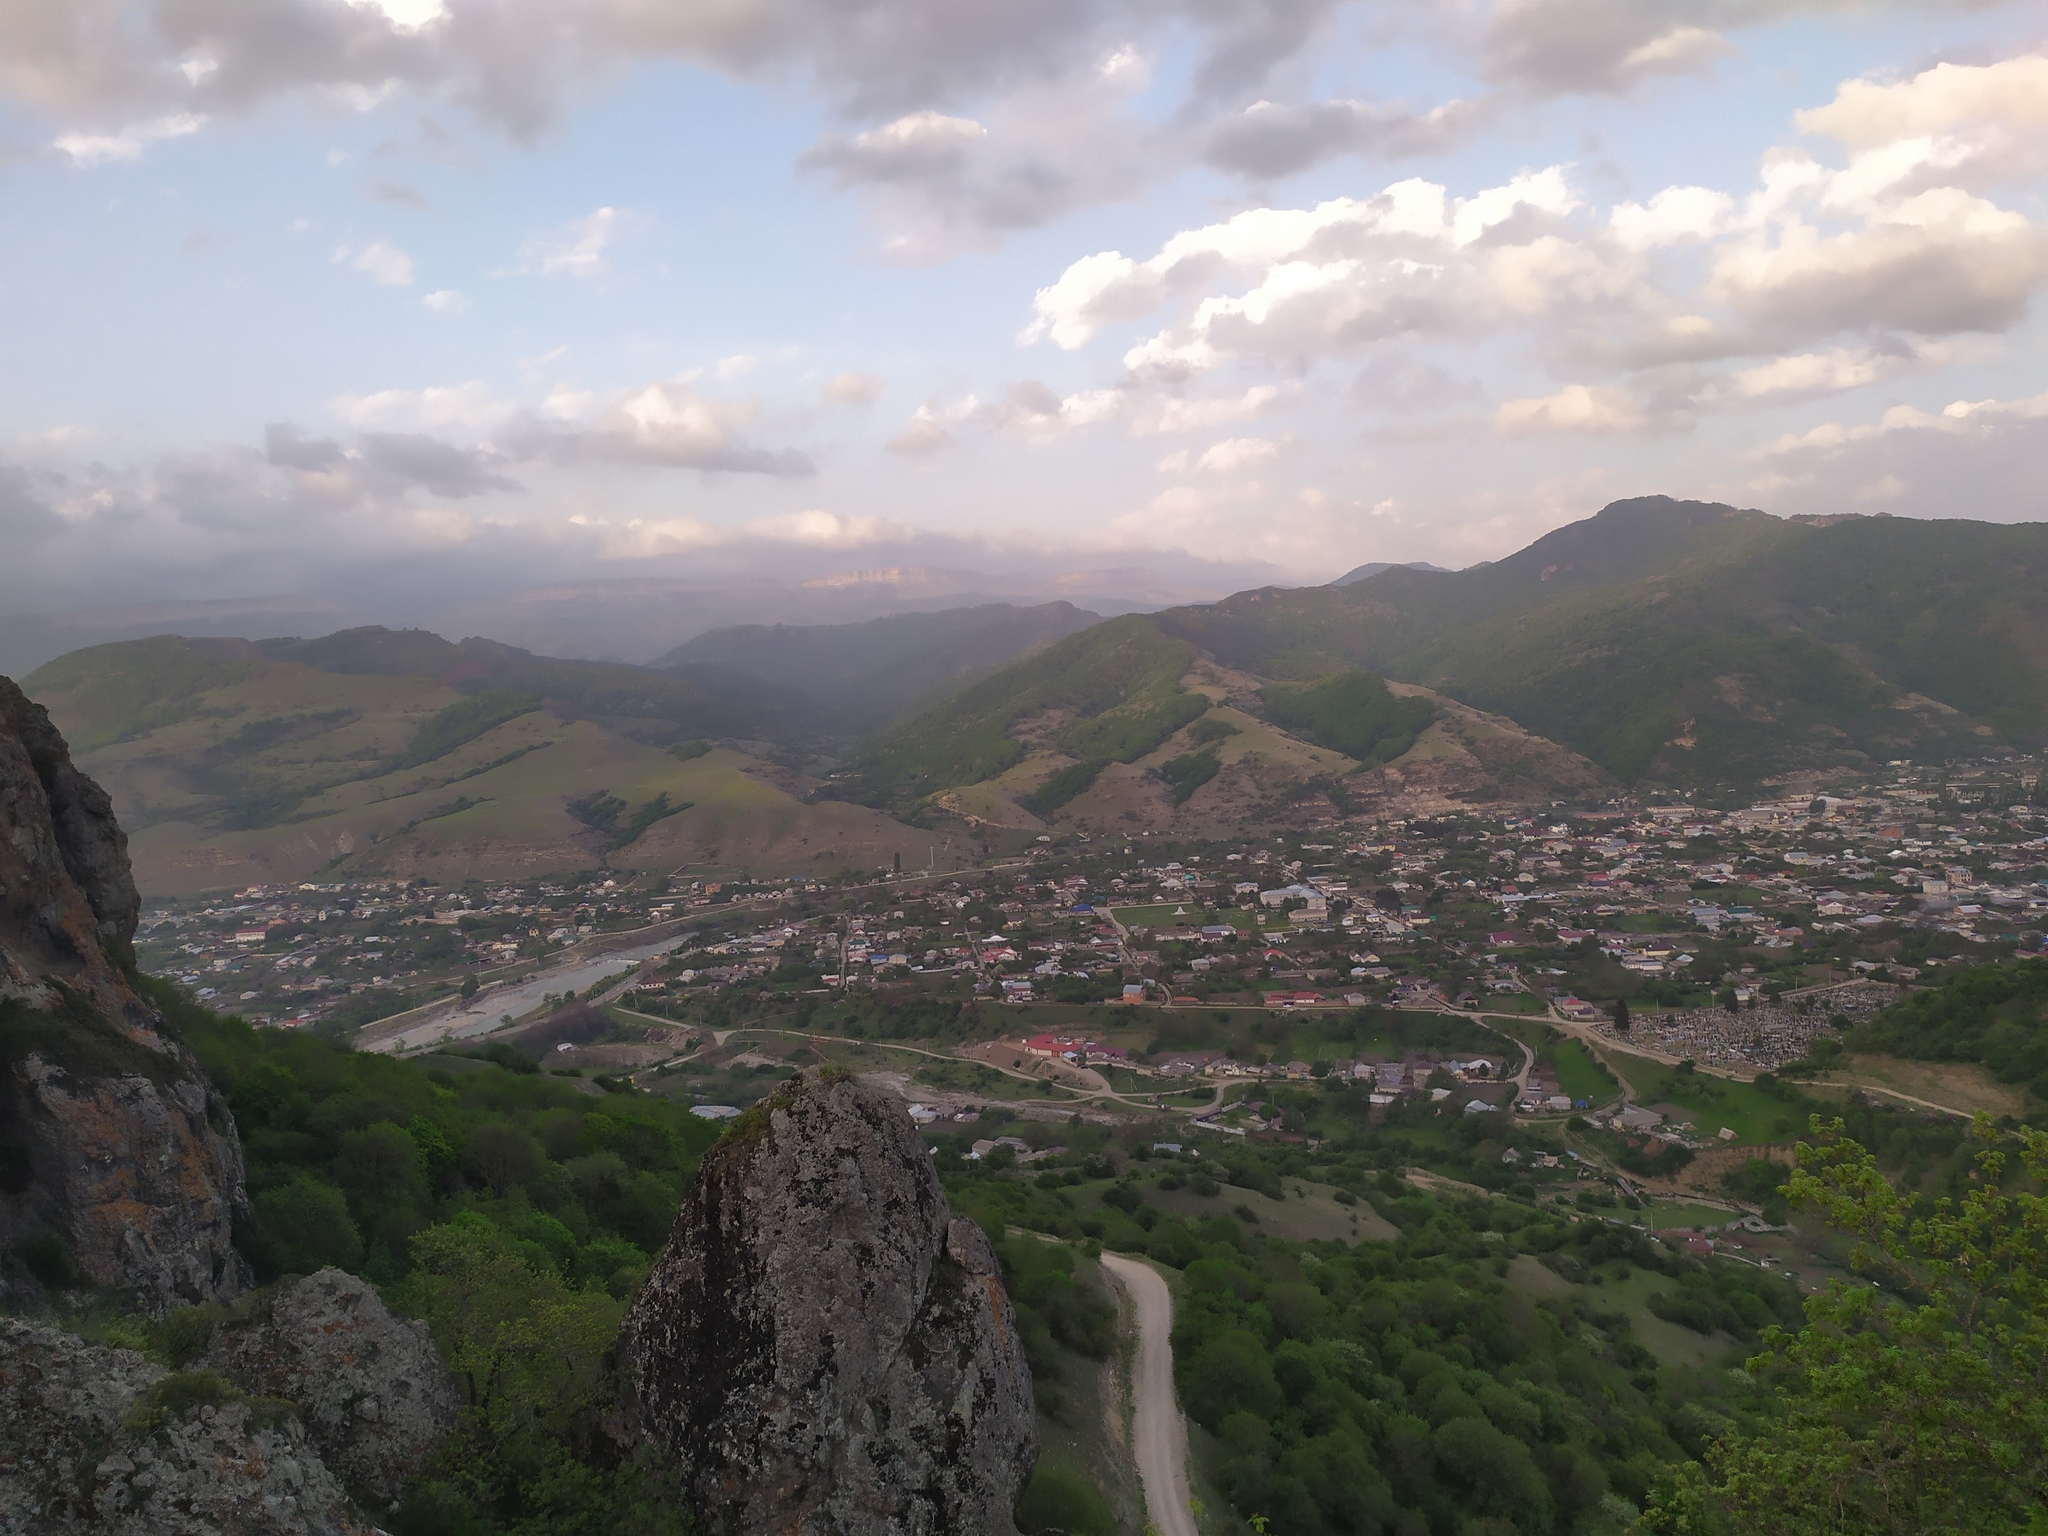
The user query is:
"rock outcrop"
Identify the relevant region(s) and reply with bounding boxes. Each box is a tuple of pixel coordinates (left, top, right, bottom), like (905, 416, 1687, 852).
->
(0, 675, 250, 1313)
(201, 1268, 460, 1512)
(622, 1068, 1036, 1536)
(0, 1316, 369, 1536)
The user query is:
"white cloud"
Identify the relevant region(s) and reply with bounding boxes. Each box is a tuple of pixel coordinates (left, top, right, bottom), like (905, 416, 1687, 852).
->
(1608, 185, 1732, 250)
(51, 112, 204, 166)
(1194, 436, 1282, 473)
(824, 371, 884, 406)
(351, 238, 416, 286)
(1024, 167, 1583, 355)
(504, 379, 811, 474)
(349, 0, 447, 31)
(421, 288, 469, 312)
(887, 400, 975, 457)
(332, 381, 514, 434)
(1797, 53, 2048, 162)
(1495, 384, 1666, 436)
(529, 207, 628, 277)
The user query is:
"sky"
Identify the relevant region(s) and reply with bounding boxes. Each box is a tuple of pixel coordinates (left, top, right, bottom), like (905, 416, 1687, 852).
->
(2, 0, 2046, 622)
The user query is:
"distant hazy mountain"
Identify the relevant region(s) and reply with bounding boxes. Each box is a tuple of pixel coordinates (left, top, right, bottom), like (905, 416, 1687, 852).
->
(0, 596, 365, 678)
(1331, 560, 1451, 585)
(654, 601, 1101, 733)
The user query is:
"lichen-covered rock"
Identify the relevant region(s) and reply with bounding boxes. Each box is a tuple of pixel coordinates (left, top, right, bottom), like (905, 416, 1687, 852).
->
(0, 1316, 369, 1536)
(201, 1268, 459, 1511)
(622, 1068, 1035, 1536)
(0, 673, 250, 1314)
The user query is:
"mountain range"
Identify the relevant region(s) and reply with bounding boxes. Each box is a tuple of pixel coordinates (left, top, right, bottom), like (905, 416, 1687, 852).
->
(18, 498, 2045, 892)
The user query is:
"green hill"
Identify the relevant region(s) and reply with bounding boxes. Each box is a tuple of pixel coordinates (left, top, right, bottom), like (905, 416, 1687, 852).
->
(839, 615, 1210, 803)
(21, 630, 939, 894)
(1153, 498, 2048, 789)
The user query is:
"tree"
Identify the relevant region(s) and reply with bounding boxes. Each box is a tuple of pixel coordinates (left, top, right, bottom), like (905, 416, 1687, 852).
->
(462, 973, 480, 999)
(1648, 1114, 2048, 1535)
(1613, 996, 1632, 1034)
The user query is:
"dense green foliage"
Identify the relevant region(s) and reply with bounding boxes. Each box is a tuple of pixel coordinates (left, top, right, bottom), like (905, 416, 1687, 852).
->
(1159, 747, 1223, 803)
(1171, 1191, 1796, 1536)
(1650, 1117, 2048, 1535)
(1025, 757, 1110, 817)
(1260, 672, 1439, 767)
(392, 689, 542, 770)
(1849, 958, 2048, 1102)
(172, 998, 720, 1289)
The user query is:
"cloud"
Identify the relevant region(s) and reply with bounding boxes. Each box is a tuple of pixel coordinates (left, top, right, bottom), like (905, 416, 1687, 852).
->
(1203, 95, 1486, 178)
(1481, 0, 1734, 95)
(502, 380, 813, 474)
(886, 402, 967, 456)
(1494, 384, 1670, 436)
(1023, 167, 1586, 356)
(368, 177, 431, 207)
(332, 380, 514, 432)
(422, 288, 469, 311)
(526, 206, 629, 277)
(347, 238, 417, 285)
(824, 371, 884, 406)
(1608, 185, 1732, 250)
(1194, 435, 1282, 473)
(1797, 52, 2048, 170)
(1708, 193, 2048, 336)
(51, 111, 204, 165)
(264, 422, 521, 496)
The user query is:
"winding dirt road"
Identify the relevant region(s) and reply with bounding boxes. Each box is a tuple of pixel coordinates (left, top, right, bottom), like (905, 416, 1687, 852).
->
(1100, 1253, 1197, 1536)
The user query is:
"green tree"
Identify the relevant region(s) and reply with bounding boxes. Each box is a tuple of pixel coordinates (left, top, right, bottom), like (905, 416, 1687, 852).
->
(392, 1216, 686, 1534)
(1613, 996, 1632, 1034)
(253, 1174, 364, 1275)
(1648, 1114, 2048, 1535)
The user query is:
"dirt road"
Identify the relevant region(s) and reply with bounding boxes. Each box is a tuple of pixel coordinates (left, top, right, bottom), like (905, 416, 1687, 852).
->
(1100, 1253, 1197, 1536)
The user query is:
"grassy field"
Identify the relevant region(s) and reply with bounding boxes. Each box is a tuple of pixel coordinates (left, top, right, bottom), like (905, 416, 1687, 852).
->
(1109, 904, 1254, 931)
(1546, 1038, 1621, 1105)
(1137, 1176, 1397, 1244)
(1603, 1048, 1806, 1144)
(1637, 1199, 1740, 1230)
(1816, 1053, 2027, 1118)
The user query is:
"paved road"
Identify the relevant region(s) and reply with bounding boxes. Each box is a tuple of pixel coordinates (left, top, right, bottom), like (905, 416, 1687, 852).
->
(1100, 1253, 1196, 1536)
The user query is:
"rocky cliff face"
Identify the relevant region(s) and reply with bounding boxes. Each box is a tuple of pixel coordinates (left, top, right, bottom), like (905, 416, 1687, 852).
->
(0, 1315, 370, 1536)
(201, 1268, 459, 1512)
(0, 675, 250, 1313)
(622, 1068, 1036, 1536)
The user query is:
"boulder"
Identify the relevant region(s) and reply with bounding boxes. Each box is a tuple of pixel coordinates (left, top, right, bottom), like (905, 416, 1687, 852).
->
(0, 1316, 368, 1536)
(622, 1068, 1036, 1536)
(202, 1268, 460, 1512)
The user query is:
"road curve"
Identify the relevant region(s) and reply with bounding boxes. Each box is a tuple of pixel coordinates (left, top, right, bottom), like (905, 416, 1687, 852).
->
(1100, 1253, 1197, 1536)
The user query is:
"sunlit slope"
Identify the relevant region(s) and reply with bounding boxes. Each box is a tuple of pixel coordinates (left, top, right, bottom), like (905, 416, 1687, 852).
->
(843, 625, 1609, 834)
(23, 630, 936, 892)
(1151, 497, 2048, 786)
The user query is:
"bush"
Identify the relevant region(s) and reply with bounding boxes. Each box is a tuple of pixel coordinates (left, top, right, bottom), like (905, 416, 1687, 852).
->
(1015, 1465, 1116, 1536)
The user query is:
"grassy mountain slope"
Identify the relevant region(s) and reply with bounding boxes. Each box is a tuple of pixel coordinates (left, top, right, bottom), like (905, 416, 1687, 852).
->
(1154, 498, 2048, 787)
(23, 631, 937, 893)
(850, 630, 1608, 836)
(654, 601, 1101, 732)
(840, 615, 1209, 803)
